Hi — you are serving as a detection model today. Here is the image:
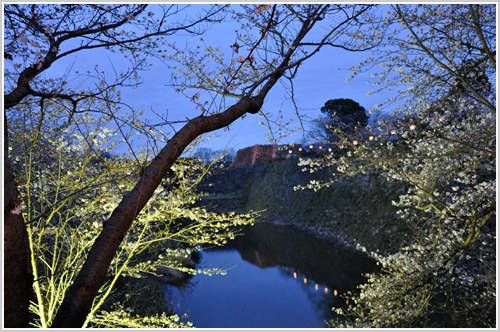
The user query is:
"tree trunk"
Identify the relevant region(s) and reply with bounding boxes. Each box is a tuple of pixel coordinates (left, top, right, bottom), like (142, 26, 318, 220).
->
(51, 96, 262, 327)
(50, 13, 315, 326)
(3, 115, 32, 328)
(4, 9, 315, 326)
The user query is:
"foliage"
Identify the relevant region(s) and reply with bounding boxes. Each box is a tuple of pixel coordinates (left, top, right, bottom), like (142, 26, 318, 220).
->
(9, 101, 255, 328)
(5, 4, 386, 327)
(321, 98, 369, 127)
(309, 98, 369, 144)
(89, 311, 194, 329)
(297, 4, 496, 328)
(194, 147, 236, 163)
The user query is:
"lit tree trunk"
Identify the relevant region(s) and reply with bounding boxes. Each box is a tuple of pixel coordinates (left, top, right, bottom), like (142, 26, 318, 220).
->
(52, 11, 316, 325)
(4, 6, 338, 326)
(51, 95, 266, 327)
(3, 115, 32, 328)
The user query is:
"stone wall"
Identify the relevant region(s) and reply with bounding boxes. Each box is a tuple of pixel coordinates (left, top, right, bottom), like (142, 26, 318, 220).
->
(230, 143, 338, 168)
(230, 144, 278, 167)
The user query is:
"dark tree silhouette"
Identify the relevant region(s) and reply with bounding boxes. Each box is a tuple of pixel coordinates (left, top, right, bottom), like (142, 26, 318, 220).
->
(321, 98, 368, 127)
(310, 98, 369, 144)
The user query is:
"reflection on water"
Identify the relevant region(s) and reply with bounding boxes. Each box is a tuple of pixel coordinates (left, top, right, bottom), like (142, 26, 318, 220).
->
(167, 221, 379, 328)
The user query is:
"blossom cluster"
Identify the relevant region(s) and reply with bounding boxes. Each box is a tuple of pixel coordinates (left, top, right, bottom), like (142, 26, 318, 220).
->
(301, 4, 496, 328)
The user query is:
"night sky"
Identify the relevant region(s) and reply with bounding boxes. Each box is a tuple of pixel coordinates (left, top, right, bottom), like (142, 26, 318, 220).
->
(32, 4, 396, 154)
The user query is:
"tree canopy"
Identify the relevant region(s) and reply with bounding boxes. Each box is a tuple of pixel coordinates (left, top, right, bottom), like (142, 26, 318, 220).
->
(298, 4, 495, 328)
(4, 4, 378, 328)
(310, 98, 369, 144)
(4, 3, 495, 328)
(321, 98, 368, 127)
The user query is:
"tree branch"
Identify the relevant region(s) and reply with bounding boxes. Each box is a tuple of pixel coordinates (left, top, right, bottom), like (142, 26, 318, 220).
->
(468, 4, 496, 68)
(394, 5, 496, 113)
(51, 95, 258, 328)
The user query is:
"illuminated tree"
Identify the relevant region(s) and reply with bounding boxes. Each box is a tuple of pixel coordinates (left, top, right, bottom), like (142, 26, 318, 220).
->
(4, 4, 378, 327)
(4, 5, 228, 326)
(298, 4, 495, 328)
(8, 99, 255, 328)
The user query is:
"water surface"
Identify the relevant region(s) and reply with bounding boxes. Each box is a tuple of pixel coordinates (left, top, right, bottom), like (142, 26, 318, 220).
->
(168, 222, 378, 328)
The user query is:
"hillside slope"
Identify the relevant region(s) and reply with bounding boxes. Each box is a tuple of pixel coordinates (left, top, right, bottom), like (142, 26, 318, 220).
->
(197, 159, 411, 254)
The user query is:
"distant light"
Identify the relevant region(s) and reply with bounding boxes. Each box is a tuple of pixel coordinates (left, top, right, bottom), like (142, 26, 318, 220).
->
(324, 287, 329, 294)
(439, 117, 443, 122)
(353, 140, 358, 145)
(315, 284, 318, 290)
(309, 145, 313, 149)
(304, 278, 307, 284)
(361, 312, 364, 317)
(390, 130, 396, 135)
(369, 136, 374, 140)
(319, 146, 322, 149)
(346, 299, 349, 305)
(328, 148, 332, 152)
(299, 147, 302, 151)
(340, 145, 344, 149)
(288, 150, 292, 154)
(293, 272, 297, 279)
(334, 289, 338, 296)
(409, 124, 416, 130)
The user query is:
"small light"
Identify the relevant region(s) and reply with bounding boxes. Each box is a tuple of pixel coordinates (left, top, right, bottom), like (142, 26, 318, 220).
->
(324, 287, 328, 294)
(288, 150, 292, 154)
(369, 136, 374, 140)
(293, 272, 297, 279)
(298, 147, 302, 151)
(409, 124, 416, 130)
(309, 145, 313, 149)
(439, 117, 443, 122)
(390, 130, 396, 135)
(304, 278, 307, 284)
(346, 299, 349, 305)
(334, 290, 338, 296)
(361, 312, 364, 317)
(340, 145, 344, 149)
(353, 140, 358, 145)
(328, 148, 332, 152)
(319, 146, 322, 149)
(315, 284, 318, 290)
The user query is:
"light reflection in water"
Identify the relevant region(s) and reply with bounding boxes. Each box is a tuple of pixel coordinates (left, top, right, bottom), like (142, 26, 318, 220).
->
(167, 222, 378, 328)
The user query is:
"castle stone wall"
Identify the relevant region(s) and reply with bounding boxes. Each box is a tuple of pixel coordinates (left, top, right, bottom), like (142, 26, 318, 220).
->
(230, 144, 278, 168)
(230, 143, 338, 168)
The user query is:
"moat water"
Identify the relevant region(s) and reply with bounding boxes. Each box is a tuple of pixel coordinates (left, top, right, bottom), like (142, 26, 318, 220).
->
(166, 221, 379, 328)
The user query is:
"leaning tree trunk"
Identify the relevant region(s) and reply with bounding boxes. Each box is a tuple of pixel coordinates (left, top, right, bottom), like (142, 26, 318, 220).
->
(51, 15, 313, 326)
(4, 115, 32, 328)
(51, 96, 265, 327)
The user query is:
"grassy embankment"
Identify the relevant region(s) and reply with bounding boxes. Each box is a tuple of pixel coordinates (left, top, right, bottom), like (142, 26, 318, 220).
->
(198, 158, 411, 254)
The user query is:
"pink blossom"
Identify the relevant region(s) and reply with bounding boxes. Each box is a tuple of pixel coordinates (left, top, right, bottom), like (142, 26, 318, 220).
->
(11, 205, 22, 215)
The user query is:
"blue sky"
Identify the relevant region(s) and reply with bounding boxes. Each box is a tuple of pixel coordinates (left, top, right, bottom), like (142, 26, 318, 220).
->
(35, 4, 395, 154)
